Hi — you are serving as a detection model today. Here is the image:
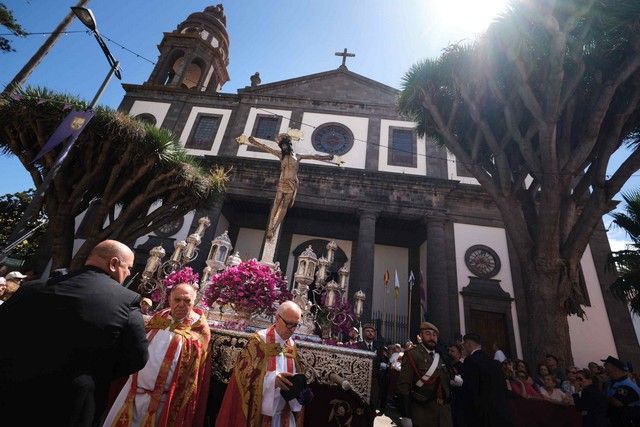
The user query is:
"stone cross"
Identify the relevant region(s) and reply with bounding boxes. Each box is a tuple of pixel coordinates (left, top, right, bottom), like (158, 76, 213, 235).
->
(335, 48, 355, 69)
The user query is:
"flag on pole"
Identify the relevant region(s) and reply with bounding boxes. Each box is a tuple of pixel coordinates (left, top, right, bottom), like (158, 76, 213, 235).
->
(33, 110, 95, 162)
(394, 270, 400, 298)
(419, 270, 427, 319)
(384, 270, 390, 294)
(408, 270, 415, 290)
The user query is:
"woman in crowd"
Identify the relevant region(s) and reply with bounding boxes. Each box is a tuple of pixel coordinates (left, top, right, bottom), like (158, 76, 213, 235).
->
(573, 369, 610, 427)
(562, 366, 579, 395)
(534, 363, 551, 390)
(511, 370, 543, 399)
(539, 374, 573, 405)
(515, 359, 535, 386)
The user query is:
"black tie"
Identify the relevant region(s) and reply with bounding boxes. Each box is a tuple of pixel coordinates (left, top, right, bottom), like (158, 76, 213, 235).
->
(429, 351, 434, 357)
(368, 343, 372, 351)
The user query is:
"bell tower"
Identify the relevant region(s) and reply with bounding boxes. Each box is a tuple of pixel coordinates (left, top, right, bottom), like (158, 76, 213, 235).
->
(146, 4, 229, 92)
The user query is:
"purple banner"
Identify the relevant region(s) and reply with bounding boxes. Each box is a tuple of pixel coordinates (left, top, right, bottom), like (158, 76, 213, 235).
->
(33, 110, 95, 162)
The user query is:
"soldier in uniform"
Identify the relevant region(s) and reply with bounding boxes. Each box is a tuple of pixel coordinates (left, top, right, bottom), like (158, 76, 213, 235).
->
(397, 322, 454, 427)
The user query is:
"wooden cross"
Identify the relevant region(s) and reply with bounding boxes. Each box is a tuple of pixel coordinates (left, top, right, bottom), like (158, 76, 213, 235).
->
(335, 48, 355, 68)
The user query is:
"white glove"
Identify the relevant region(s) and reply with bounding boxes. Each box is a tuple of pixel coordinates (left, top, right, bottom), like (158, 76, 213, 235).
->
(399, 417, 413, 427)
(450, 374, 463, 387)
(380, 362, 388, 370)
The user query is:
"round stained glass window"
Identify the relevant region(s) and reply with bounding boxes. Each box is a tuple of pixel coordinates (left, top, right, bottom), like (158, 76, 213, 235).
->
(311, 123, 354, 155)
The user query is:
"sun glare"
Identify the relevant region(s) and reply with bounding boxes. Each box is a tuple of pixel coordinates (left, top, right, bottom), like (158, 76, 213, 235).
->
(434, 0, 510, 36)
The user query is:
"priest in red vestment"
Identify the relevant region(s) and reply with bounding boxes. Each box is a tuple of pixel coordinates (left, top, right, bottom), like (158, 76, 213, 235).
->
(104, 282, 211, 427)
(216, 301, 308, 427)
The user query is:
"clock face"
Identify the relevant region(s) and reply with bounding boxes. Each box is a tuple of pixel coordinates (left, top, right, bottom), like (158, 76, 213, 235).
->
(464, 245, 501, 278)
(155, 217, 184, 237)
(311, 123, 354, 155)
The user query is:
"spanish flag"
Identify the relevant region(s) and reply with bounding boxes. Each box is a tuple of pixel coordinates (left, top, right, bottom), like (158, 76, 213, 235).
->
(384, 270, 390, 292)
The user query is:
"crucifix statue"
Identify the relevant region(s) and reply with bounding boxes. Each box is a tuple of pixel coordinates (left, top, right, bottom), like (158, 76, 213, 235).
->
(237, 129, 339, 244)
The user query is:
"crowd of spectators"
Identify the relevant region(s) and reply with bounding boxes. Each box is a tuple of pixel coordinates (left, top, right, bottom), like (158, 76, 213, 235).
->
(373, 331, 639, 427)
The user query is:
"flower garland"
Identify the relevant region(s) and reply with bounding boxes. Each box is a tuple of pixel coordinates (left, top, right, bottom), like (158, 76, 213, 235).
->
(203, 259, 291, 316)
(150, 267, 199, 304)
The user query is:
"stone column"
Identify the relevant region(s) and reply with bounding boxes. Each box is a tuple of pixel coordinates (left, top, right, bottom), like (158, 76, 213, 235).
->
(354, 209, 378, 320)
(425, 214, 452, 341)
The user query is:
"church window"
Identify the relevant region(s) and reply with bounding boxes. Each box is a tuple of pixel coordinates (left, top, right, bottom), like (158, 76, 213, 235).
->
(311, 123, 354, 156)
(247, 115, 282, 152)
(185, 114, 222, 150)
(253, 115, 280, 140)
(161, 51, 185, 85)
(182, 59, 205, 90)
(135, 113, 156, 127)
(388, 127, 417, 167)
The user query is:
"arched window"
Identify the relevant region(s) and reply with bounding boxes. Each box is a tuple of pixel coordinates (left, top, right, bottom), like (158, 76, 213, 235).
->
(161, 50, 185, 85)
(181, 58, 205, 90)
(135, 113, 156, 127)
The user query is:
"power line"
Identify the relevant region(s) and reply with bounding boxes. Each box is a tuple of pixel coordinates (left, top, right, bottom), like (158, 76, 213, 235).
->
(5, 32, 638, 181)
(1, 30, 156, 65)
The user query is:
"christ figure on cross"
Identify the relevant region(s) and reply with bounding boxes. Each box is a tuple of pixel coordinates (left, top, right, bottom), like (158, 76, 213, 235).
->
(236, 130, 338, 240)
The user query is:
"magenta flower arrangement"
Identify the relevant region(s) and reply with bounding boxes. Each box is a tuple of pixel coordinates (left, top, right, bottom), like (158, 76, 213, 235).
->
(151, 267, 199, 304)
(203, 259, 292, 316)
(317, 293, 355, 337)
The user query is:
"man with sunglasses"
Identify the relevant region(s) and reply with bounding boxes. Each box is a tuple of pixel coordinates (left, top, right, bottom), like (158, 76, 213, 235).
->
(217, 300, 310, 426)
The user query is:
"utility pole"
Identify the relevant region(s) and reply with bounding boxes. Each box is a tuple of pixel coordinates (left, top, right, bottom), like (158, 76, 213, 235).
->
(2, 0, 90, 96)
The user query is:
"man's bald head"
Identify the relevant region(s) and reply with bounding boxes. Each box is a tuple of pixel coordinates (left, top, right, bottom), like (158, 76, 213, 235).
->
(85, 240, 135, 284)
(275, 300, 302, 340)
(169, 283, 197, 321)
(277, 300, 302, 318)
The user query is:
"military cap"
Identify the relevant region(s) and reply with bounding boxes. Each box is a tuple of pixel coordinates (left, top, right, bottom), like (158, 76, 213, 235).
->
(419, 321, 439, 334)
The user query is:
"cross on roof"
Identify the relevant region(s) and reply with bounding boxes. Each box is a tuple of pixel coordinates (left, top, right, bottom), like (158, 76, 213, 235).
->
(335, 48, 355, 69)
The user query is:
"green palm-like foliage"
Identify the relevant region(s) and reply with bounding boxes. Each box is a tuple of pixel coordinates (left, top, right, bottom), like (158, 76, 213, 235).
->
(398, 0, 640, 361)
(0, 87, 228, 268)
(610, 191, 640, 314)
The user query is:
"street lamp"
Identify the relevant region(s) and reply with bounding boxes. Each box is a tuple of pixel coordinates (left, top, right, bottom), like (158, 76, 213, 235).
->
(71, 6, 122, 93)
(0, 6, 123, 260)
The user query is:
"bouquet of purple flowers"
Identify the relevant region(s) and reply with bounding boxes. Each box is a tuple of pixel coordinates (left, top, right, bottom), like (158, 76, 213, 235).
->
(203, 259, 291, 316)
(150, 267, 199, 304)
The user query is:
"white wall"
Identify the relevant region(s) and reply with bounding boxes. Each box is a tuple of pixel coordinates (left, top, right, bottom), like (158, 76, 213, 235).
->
(286, 234, 352, 289)
(568, 245, 619, 367)
(446, 149, 479, 185)
(236, 107, 292, 161)
(134, 209, 195, 248)
(378, 119, 426, 176)
(453, 223, 523, 358)
(234, 227, 265, 261)
(297, 112, 368, 170)
(178, 106, 233, 156)
(129, 100, 171, 128)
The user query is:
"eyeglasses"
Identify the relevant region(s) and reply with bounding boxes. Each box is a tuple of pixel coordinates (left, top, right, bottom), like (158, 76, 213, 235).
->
(278, 314, 300, 329)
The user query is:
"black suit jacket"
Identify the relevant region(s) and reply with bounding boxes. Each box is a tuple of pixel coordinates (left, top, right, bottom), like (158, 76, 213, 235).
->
(461, 349, 512, 427)
(0, 266, 149, 426)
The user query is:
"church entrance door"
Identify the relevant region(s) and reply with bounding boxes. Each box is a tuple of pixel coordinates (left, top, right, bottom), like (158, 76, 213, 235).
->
(468, 309, 511, 358)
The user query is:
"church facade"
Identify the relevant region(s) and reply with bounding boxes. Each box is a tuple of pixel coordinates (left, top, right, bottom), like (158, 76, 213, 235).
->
(118, 5, 638, 366)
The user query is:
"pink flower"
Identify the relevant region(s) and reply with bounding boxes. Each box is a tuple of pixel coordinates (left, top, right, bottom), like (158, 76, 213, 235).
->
(203, 260, 292, 315)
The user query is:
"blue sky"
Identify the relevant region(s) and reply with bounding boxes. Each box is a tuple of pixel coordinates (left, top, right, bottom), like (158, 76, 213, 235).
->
(1, 0, 638, 247)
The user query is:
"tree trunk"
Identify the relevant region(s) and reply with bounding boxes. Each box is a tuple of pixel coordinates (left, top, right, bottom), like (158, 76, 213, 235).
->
(523, 265, 573, 367)
(49, 214, 76, 270)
